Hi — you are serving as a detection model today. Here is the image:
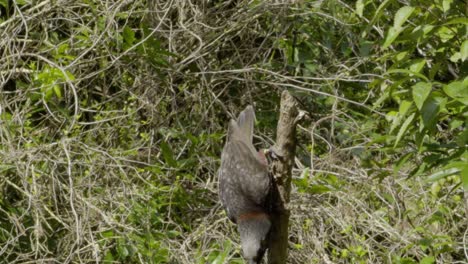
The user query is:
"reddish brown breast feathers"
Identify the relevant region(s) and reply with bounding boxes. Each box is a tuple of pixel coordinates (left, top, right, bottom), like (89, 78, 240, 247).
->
(238, 211, 269, 222)
(257, 150, 268, 166)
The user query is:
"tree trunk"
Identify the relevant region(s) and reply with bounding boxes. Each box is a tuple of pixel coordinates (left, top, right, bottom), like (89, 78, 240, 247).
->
(267, 90, 299, 264)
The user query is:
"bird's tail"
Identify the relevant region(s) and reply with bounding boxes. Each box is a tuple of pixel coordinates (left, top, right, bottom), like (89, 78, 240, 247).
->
(227, 105, 256, 153)
(236, 105, 255, 144)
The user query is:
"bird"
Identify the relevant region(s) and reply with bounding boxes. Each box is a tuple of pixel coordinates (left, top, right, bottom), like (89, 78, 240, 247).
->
(218, 105, 271, 264)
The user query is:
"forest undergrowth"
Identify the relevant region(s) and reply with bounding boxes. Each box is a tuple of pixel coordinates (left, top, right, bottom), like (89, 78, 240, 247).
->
(0, 0, 466, 263)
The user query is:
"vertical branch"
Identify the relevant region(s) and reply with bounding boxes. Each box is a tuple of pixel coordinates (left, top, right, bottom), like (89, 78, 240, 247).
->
(268, 90, 299, 264)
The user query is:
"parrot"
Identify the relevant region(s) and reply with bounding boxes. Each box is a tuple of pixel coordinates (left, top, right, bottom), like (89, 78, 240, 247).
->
(218, 105, 271, 264)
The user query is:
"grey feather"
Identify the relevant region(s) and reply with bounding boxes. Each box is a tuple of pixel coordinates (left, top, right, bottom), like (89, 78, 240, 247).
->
(218, 105, 271, 263)
(236, 105, 255, 144)
(220, 141, 269, 209)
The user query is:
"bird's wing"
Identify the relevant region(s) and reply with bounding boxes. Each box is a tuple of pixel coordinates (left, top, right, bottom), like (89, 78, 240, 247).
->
(220, 140, 270, 206)
(219, 105, 269, 219)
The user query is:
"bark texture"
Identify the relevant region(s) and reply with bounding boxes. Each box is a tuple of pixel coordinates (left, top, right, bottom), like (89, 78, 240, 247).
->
(267, 91, 299, 264)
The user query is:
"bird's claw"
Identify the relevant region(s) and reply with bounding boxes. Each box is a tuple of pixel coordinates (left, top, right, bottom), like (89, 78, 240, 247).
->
(265, 146, 283, 163)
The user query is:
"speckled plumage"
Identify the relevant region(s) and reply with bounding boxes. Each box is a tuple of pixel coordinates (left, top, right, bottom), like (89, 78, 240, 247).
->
(218, 105, 271, 263)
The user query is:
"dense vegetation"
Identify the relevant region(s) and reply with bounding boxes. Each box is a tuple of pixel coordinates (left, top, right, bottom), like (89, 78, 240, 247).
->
(0, 0, 466, 263)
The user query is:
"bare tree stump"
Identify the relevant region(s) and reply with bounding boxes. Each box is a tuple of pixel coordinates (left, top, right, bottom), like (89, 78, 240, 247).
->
(267, 90, 299, 264)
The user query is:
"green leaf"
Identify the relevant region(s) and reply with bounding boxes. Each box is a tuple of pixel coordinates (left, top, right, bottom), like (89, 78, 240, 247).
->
(394, 6, 415, 29)
(457, 129, 468, 146)
(386, 69, 429, 82)
(294, 177, 309, 192)
(356, 0, 364, 17)
(426, 168, 460, 182)
(443, 81, 468, 105)
(65, 70, 76, 81)
(101, 230, 114, 238)
(450, 52, 462, 62)
(103, 251, 114, 263)
(444, 17, 468, 25)
(436, 26, 456, 42)
(309, 184, 331, 194)
(160, 141, 177, 167)
(418, 237, 432, 251)
(422, 24, 435, 33)
(394, 113, 415, 147)
(409, 59, 426, 73)
(211, 241, 231, 264)
(53, 85, 62, 99)
(123, 26, 136, 46)
(442, 0, 453, 12)
(383, 26, 401, 49)
(462, 162, 468, 191)
(449, 119, 464, 130)
(420, 96, 442, 131)
(461, 40, 468, 61)
(412, 82, 432, 110)
(117, 244, 129, 258)
(390, 100, 412, 133)
(395, 51, 409, 61)
(44, 85, 54, 101)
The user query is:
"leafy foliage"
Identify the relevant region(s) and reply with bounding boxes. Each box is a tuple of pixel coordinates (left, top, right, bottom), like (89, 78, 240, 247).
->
(0, 0, 466, 263)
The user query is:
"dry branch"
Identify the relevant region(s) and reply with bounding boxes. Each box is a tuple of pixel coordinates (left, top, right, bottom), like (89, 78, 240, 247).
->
(268, 90, 299, 264)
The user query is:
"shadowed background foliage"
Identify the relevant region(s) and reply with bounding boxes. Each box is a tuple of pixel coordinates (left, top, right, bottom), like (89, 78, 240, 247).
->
(0, 0, 466, 263)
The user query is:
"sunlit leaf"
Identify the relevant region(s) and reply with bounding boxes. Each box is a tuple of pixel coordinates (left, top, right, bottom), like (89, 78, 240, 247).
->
(101, 230, 114, 238)
(450, 52, 462, 62)
(461, 40, 468, 61)
(211, 241, 231, 264)
(356, 0, 364, 17)
(44, 85, 54, 101)
(412, 82, 432, 110)
(449, 119, 464, 130)
(395, 51, 409, 61)
(390, 100, 412, 133)
(65, 70, 76, 81)
(444, 17, 468, 25)
(457, 129, 468, 146)
(394, 6, 415, 29)
(442, 0, 453, 12)
(309, 184, 331, 194)
(462, 162, 468, 191)
(394, 113, 415, 147)
(409, 59, 426, 73)
(53, 85, 62, 99)
(436, 26, 456, 42)
(383, 26, 401, 49)
(426, 168, 460, 182)
(421, 25, 435, 36)
(386, 69, 429, 81)
(443, 81, 468, 105)
(123, 26, 136, 47)
(103, 251, 114, 263)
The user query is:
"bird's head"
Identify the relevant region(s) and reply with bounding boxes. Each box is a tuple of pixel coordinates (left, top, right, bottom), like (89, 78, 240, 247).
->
(238, 212, 271, 264)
